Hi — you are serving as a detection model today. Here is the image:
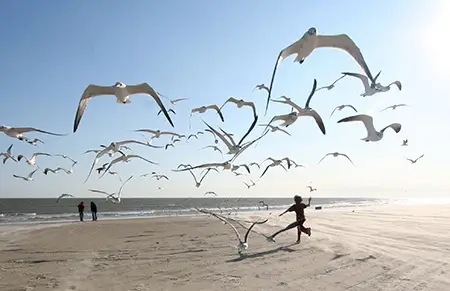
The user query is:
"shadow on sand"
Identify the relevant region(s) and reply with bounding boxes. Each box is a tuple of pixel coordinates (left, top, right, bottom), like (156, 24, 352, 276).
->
(226, 243, 298, 263)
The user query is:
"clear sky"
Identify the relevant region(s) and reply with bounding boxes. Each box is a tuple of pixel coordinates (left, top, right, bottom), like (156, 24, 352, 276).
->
(0, 0, 449, 198)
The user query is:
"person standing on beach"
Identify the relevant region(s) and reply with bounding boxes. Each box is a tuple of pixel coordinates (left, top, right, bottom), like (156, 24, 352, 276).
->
(90, 201, 98, 221)
(77, 201, 85, 222)
(267, 195, 312, 244)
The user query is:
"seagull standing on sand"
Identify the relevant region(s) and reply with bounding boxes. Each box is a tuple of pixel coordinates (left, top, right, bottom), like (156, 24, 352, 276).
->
(0, 126, 66, 141)
(329, 104, 358, 118)
(307, 186, 317, 192)
(1, 145, 17, 164)
(407, 154, 424, 164)
(266, 27, 375, 113)
(337, 114, 402, 142)
(73, 81, 174, 132)
(269, 79, 326, 135)
(315, 75, 346, 92)
(190, 105, 225, 122)
(402, 139, 408, 146)
(196, 208, 268, 255)
(13, 169, 40, 182)
(318, 152, 355, 165)
(17, 152, 51, 166)
(56, 194, 75, 203)
(380, 104, 409, 112)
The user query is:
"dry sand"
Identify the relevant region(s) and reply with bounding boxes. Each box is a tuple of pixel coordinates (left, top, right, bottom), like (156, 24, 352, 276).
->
(1, 204, 450, 291)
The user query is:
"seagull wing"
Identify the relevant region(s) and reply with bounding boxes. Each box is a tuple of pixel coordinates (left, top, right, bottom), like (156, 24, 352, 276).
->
(318, 153, 331, 164)
(338, 114, 376, 137)
(416, 154, 424, 161)
(276, 127, 291, 136)
(342, 72, 370, 91)
(316, 34, 374, 83)
(118, 139, 163, 149)
(14, 127, 67, 136)
(304, 79, 318, 109)
(197, 209, 243, 243)
(243, 219, 269, 243)
(340, 153, 355, 166)
(329, 107, 340, 118)
(134, 129, 159, 134)
(127, 83, 174, 127)
(219, 97, 239, 111)
(331, 74, 346, 86)
(127, 154, 158, 165)
(28, 169, 39, 179)
(188, 169, 199, 184)
(388, 81, 402, 90)
(380, 123, 402, 134)
(204, 105, 225, 122)
(346, 105, 358, 113)
(203, 121, 234, 150)
(73, 85, 115, 132)
(89, 189, 111, 195)
(237, 114, 258, 146)
(380, 106, 393, 112)
(302, 109, 326, 135)
(260, 165, 272, 178)
(117, 175, 133, 198)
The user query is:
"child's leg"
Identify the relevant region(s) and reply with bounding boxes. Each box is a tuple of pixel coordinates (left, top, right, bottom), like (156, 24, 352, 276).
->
(269, 221, 299, 238)
(296, 226, 302, 243)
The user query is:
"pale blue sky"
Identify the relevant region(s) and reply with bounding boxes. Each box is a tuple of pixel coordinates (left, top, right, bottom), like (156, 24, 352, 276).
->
(0, 0, 449, 198)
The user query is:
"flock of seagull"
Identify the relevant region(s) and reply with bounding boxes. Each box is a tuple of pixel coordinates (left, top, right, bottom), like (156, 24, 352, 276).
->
(1, 27, 425, 254)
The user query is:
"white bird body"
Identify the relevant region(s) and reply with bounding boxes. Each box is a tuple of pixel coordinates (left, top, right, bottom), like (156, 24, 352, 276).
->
(337, 114, 401, 142)
(17, 152, 51, 166)
(73, 82, 174, 132)
(220, 97, 257, 117)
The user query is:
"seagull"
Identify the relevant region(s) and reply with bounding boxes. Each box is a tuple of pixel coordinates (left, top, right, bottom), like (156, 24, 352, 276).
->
(27, 138, 44, 146)
(191, 105, 225, 122)
(196, 208, 268, 255)
(203, 118, 258, 155)
(341, 72, 382, 97)
(85, 140, 160, 182)
(401, 139, 408, 146)
(204, 129, 219, 144)
(188, 168, 215, 188)
(306, 186, 317, 192)
(173, 161, 233, 172)
(187, 133, 200, 140)
(282, 157, 304, 169)
(258, 124, 291, 136)
(73, 82, 174, 132)
(204, 191, 217, 196)
(101, 155, 158, 177)
(54, 154, 77, 165)
(107, 171, 123, 182)
(269, 79, 326, 134)
(17, 152, 51, 166)
(177, 164, 193, 169)
(315, 75, 346, 92)
(56, 193, 74, 203)
(380, 104, 409, 112)
(231, 164, 251, 174)
(157, 108, 176, 116)
(13, 169, 39, 182)
(266, 27, 375, 114)
(220, 97, 257, 118)
(260, 158, 288, 178)
(258, 201, 269, 210)
(338, 114, 402, 142)
(248, 162, 260, 169)
(201, 145, 223, 157)
(407, 154, 424, 164)
(95, 163, 109, 174)
(253, 84, 269, 93)
(89, 176, 133, 204)
(329, 104, 358, 118)
(374, 80, 402, 93)
(157, 92, 190, 105)
(43, 167, 73, 175)
(83, 149, 114, 157)
(1, 145, 17, 164)
(318, 152, 355, 165)
(134, 129, 183, 139)
(244, 180, 256, 189)
(165, 143, 175, 150)
(0, 126, 66, 141)
(152, 174, 169, 181)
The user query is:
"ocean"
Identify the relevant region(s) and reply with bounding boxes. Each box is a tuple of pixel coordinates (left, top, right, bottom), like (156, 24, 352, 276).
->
(0, 197, 392, 224)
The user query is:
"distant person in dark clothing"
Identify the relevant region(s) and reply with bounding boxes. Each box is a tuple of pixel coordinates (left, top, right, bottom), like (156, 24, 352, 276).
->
(90, 201, 98, 221)
(267, 195, 312, 244)
(77, 201, 85, 222)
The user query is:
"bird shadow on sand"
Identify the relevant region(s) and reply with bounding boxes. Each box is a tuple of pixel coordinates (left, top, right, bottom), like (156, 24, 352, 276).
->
(226, 243, 298, 263)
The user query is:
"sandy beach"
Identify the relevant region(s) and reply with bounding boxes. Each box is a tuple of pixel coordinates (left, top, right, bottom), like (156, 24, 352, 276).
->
(1, 204, 449, 291)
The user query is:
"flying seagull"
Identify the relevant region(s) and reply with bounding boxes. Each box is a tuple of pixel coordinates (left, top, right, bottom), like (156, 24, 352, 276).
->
(157, 92, 189, 105)
(407, 154, 424, 164)
(253, 84, 269, 93)
(266, 27, 375, 114)
(318, 152, 355, 166)
(380, 104, 409, 112)
(341, 72, 383, 97)
(56, 193, 74, 203)
(329, 104, 358, 118)
(152, 174, 169, 181)
(135, 129, 183, 139)
(196, 208, 268, 255)
(157, 108, 176, 116)
(307, 186, 317, 192)
(260, 158, 288, 178)
(13, 169, 40, 182)
(43, 167, 73, 175)
(73, 81, 174, 132)
(315, 75, 346, 92)
(337, 114, 401, 142)
(220, 97, 257, 118)
(89, 175, 133, 204)
(258, 124, 291, 136)
(27, 138, 44, 146)
(101, 154, 158, 177)
(190, 105, 224, 122)
(17, 152, 51, 166)
(1, 144, 17, 164)
(0, 126, 66, 141)
(188, 168, 215, 187)
(201, 145, 223, 157)
(204, 191, 217, 196)
(54, 154, 77, 165)
(173, 161, 233, 172)
(268, 79, 326, 134)
(244, 180, 256, 189)
(402, 139, 408, 146)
